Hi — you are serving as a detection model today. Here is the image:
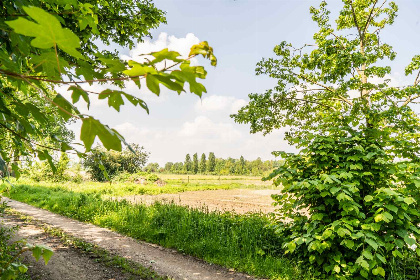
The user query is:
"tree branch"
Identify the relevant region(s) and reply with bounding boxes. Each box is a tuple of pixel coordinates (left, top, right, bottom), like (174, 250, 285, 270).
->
(293, 73, 354, 106)
(402, 94, 420, 107)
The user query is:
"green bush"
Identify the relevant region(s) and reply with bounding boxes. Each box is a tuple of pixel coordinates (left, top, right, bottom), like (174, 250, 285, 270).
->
(83, 144, 149, 182)
(270, 131, 420, 279)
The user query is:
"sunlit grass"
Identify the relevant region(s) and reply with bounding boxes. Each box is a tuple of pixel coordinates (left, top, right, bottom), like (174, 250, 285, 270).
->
(0, 182, 311, 280)
(10, 176, 274, 199)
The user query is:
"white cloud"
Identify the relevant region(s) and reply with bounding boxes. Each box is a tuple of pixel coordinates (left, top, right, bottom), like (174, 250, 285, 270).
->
(195, 95, 247, 114)
(179, 116, 242, 142)
(121, 32, 200, 66)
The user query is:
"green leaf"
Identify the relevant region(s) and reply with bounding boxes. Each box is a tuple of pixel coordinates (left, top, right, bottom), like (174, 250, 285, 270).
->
(404, 235, 416, 246)
(364, 195, 373, 202)
(356, 256, 369, 270)
(6, 6, 82, 58)
(69, 86, 90, 108)
(25, 103, 48, 124)
(365, 238, 379, 250)
(39, 245, 54, 265)
(344, 239, 354, 249)
(31, 51, 69, 78)
(53, 94, 79, 121)
(377, 267, 385, 277)
(123, 61, 156, 76)
(146, 74, 161, 95)
(376, 253, 386, 264)
(31, 246, 42, 261)
(362, 250, 373, 260)
(404, 197, 415, 205)
(149, 48, 183, 64)
(98, 89, 125, 112)
(337, 227, 350, 237)
(80, 117, 122, 151)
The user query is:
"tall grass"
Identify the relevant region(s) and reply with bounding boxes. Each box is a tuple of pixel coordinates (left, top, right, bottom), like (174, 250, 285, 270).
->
(1, 183, 310, 280)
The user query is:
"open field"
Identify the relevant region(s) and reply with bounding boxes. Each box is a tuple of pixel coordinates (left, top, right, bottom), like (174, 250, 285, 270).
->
(10, 174, 274, 199)
(0, 182, 310, 280)
(118, 188, 279, 214)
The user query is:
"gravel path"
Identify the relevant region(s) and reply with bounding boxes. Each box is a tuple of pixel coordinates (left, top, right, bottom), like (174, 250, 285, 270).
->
(1, 214, 132, 280)
(1, 198, 257, 280)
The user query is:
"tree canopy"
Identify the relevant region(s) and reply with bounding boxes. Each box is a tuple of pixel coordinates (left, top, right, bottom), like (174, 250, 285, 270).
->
(233, 0, 420, 278)
(0, 0, 216, 178)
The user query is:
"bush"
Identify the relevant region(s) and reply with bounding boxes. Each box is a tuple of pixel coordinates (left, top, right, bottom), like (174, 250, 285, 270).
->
(83, 144, 149, 181)
(269, 131, 420, 279)
(25, 152, 70, 182)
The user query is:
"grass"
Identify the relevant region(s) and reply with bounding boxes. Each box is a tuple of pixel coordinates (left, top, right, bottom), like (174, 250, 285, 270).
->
(11, 175, 273, 199)
(0, 182, 311, 280)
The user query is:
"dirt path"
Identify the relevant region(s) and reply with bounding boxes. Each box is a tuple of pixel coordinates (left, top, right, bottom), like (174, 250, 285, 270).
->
(1, 214, 133, 280)
(118, 189, 280, 214)
(1, 198, 258, 280)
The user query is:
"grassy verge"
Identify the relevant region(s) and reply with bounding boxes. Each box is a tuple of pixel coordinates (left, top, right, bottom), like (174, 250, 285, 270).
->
(1, 182, 310, 280)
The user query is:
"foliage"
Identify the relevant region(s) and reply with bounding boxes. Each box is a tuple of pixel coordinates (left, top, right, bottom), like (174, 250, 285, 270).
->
(25, 152, 71, 182)
(82, 144, 148, 181)
(199, 153, 206, 173)
(143, 162, 160, 173)
(162, 152, 281, 176)
(0, 202, 53, 280)
(1, 183, 311, 280)
(269, 129, 420, 279)
(192, 153, 198, 174)
(233, 0, 420, 278)
(0, 0, 216, 176)
(207, 152, 216, 173)
(184, 154, 192, 172)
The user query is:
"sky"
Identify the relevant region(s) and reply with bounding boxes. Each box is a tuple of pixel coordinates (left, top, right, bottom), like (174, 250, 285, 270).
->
(65, 0, 420, 166)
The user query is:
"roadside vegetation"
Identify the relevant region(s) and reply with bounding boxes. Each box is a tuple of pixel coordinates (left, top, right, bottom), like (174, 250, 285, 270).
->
(1, 182, 309, 280)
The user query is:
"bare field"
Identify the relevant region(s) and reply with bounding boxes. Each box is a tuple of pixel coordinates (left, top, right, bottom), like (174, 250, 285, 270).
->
(119, 188, 280, 214)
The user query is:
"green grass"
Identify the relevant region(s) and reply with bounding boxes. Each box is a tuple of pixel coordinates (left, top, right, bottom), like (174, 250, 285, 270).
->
(1, 182, 311, 280)
(12, 176, 273, 199)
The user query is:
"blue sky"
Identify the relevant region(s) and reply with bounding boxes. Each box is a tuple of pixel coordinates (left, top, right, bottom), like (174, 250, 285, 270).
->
(66, 0, 420, 165)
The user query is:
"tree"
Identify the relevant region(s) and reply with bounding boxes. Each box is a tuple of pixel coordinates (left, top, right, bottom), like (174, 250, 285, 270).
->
(83, 144, 148, 181)
(164, 162, 174, 173)
(0, 0, 216, 178)
(207, 152, 216, 173)
(233, 1, 420, 278)
(239, 155, 246, 175)
(184, 154, 192, 173)
(192, 153, 198, 174)
(143, 162, 159, 173)
(199, 153, 206, 173)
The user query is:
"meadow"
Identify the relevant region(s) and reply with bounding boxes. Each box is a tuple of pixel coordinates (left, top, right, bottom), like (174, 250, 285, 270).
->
(0, 177, 313, 280)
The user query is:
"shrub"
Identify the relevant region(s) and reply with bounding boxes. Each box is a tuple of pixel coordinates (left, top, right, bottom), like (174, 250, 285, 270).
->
(269, 131, 420, 279)
(83, 144, 149, 181)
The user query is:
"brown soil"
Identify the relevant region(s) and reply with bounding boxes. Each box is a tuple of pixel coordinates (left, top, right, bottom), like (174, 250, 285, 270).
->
(118, 189, 280, 214)
(1, 198, 261, 280)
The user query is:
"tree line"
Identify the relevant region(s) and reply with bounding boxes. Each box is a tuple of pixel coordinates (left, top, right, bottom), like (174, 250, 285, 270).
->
(144, 153, 283, 176)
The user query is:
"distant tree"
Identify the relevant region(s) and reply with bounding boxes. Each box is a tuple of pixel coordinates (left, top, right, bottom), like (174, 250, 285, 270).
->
(83, 144, 149, 181)
(199, 153, 207, 173)
(144, 162, 159, 173)
(164, 162, 174, 173)
(172, 162, 184, 174)
(207, 152, 216, 172)
(184, 154, 192, 172)
(192, 153, 199, 174)
(239, 156, 246, 175)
